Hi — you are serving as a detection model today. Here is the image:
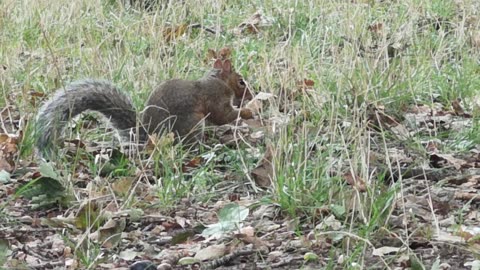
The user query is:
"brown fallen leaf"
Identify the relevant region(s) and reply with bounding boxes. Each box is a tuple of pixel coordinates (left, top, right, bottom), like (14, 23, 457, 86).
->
(367, 104, 400, 128)
(451, 98, 465, 116)
(0, 133, 19, 154)
(218, 47, 232, 60)
(238, 12, 262, 34)
(368, 22, 384, 35)
(0, 133, 19, 172)
(454, 192, 480, 202)
(182, 156, 202, 172)
(235, 11, 273, 35)
(205, 47, 233, 63)
(29, 90, 45, 97)
(372, 246, 402, 257)
(194, 243, 227, 261)
(163, 24, 188, 42)
(111, 177, 135, 196)
(235, 233, 267, 250)
(343, 171, 367, 192)
(28, 90, 46, 106)
(296, 79, 315, 91)
(245, 99, 263, 116)
(63, 139, 86, 149)
(244, 92, 275, 117)
(228, 193, 241, 202)
(205, 48, 218, 63)
(250, 144, 274, 187)
(144, 132, 175, 154)
(409, 104, 433, 114)
(0, 158, 13, 173)
(75, 200, 102, 230)
(98, 217, 126, 249)
(161, 220, 183, 231)
(471, 30, 480, 49)
(426, 140, 440, 154)
(430, 153, 467, 170)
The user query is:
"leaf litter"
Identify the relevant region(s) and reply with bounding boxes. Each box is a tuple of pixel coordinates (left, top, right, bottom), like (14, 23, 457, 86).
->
(3, 56, 480, 270)
(2, 9, 480, 270)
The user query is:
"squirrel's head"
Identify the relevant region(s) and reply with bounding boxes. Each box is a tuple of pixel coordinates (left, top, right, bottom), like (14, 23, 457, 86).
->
(213, 59, 253, 107)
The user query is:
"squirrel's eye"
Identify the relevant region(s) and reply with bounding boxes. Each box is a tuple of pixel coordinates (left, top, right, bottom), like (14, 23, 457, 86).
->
(238, 80, 245, 87)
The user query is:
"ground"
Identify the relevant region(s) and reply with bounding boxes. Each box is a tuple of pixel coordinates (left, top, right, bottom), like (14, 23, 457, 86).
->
(1, 0, 480, 269)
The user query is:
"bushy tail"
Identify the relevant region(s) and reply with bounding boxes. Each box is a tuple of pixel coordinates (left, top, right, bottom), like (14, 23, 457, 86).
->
(35, 79, 144, 158)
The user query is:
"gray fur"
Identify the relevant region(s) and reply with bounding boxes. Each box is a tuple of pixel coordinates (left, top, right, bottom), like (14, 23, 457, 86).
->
(35, 79, 143, 158)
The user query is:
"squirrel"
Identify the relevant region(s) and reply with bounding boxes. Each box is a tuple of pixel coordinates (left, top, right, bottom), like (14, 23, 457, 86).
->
(35, 59, 254, 158)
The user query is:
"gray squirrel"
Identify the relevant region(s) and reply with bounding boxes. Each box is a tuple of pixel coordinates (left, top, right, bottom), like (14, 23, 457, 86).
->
(35, 59, 253, 157)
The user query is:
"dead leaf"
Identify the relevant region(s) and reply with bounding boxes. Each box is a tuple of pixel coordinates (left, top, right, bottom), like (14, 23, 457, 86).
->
(236, 233, 267, 250)
(98, 217, 126, 249)
(75, 200, 102, 230)
(245, 99, 263, 115)
(65, 258, 78, 269)
(240, 226, 255, 237)
(430, 153, 467, 170)
(182, 156, 202, 172)
(218, 47, 232, 60)
(314, 215, 343, 232)
(390, 123, 410, 140)
(29, 90, 45, 98)
(455, 192, 480, 202)
(452, 98, 465, 116)
(251, 145, 274, 187)
(426, 140, 440, 153)
(28, 90, 46, 106)
(253, 92, 275, 101)
(228, 193, 241, 201)
(163, 24, 188, 42)
(205, 47, 233, 63)
(0, 133, 19, 156)
(249, 131, 264, 141)
(296, 79, 315, 91)
(118, 249, 141, 261)
(129, 261, 159, 270)
(237, 12, 262, 34)
(471, 31, 480, 49)
(161, 220, 182, 231)
(111, 177, 134, 196)
(368, 22, 384, 35)
(343, 171, 367, 192)
(235, 11, 274, 35)
(372, 246, 402, 257)
(368, 104, 400, 128)
(267, 251, 283, 262)
(175, 215, 187, 228)
(144, 132, 175, 154)
(194, 244, 226, 261)
(0, 159, 13, 173)
(243, 118, 264, 129)
(205, 48, 217, 62)
(434, 230, 465, 243)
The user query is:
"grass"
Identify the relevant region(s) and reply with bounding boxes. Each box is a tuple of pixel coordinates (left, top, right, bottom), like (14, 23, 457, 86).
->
(1, 0, 480, 269)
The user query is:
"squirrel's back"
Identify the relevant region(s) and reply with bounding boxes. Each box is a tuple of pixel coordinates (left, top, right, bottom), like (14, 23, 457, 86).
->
(142, 74, 234, 137)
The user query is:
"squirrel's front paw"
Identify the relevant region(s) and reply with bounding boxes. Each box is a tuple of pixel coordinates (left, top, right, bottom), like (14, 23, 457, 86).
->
(240, 108, 253, 119)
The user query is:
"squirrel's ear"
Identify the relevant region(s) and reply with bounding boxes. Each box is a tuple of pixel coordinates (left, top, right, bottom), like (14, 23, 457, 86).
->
(213, 59, 223, 69)
(222, 59, 232, 73)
